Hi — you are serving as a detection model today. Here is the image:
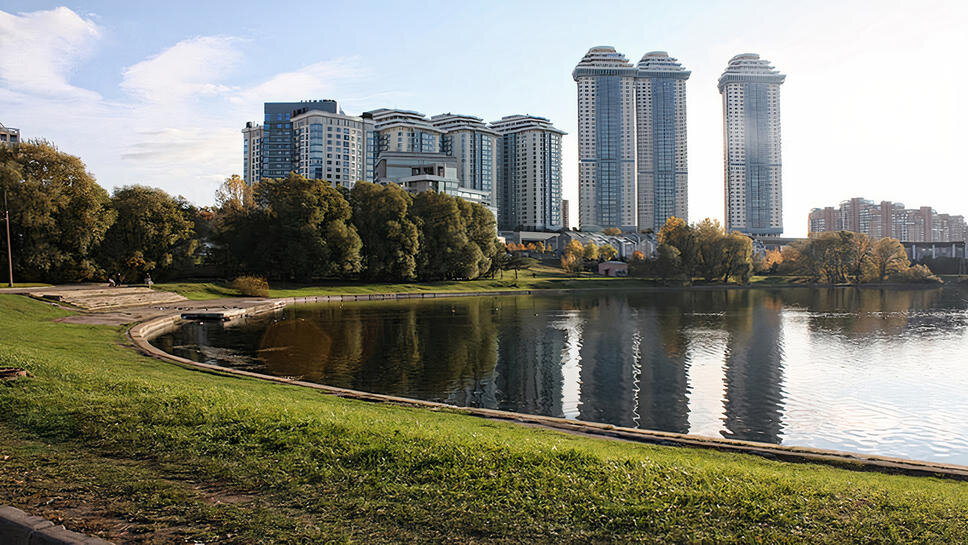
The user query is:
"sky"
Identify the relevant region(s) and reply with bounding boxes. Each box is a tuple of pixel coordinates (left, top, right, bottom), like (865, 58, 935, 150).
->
(1, 0, 966, 237)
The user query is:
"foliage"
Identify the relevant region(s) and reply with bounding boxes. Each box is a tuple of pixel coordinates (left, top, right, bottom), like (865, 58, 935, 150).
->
(782, 232, 939, 284)
(214, 174, 253, 212)
(0, 140, 113, 282)
(504, 254, 537, 280)
(602, 227, 622, 236)
(582, 242, 599, 262)
(600, 244, 618, 262)
(647, 217, 754, 285)
(410, 191, 481, 281)
(98, 185, 198, 282)
(560, 240, 584, 274)
(350, 182, 419, 281)
(231, 275, 269, 297)
(631, 250, 646, 262)
(659, 216, 700, 275)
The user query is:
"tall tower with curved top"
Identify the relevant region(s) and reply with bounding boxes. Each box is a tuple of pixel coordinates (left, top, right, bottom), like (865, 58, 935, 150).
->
(573, 46, 638, 231)
(719, 54, 785, 236)
(636, 51, 689, 233)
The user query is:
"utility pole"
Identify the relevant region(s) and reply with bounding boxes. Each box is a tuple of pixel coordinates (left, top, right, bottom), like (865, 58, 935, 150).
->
(3, 190, 11, 287)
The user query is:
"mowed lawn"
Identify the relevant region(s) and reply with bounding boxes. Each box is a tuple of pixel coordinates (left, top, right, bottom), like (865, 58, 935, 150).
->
(155, 265, 812, 301)
(0, 294, 966, 543)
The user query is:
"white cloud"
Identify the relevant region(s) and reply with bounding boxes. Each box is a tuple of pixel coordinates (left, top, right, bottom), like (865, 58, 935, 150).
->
(0, 7, 101, 99)
(121, 36, 242, 103)
(231, 58, 366, 107)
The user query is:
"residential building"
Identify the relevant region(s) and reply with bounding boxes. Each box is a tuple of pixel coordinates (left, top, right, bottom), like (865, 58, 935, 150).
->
(431, 114, 498, 203)
(261, 100, 337, 180)
(366, 108, 443, 154)
(573, 46, 638, 231)
(491, 114, 565, 231)
(720, 54, 786, 236)
(291, 105, 366, 189)
(562, 199, 570, 230)
(374, 150, 493, 211)
(808, 198, 967, 242)
(0, 123, 19, 146)
(241, 122, 262, 185)
(635, 51, 689, 232)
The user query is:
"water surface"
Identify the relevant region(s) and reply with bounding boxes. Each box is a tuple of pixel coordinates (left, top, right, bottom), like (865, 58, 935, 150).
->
(152, 286, 968, 464)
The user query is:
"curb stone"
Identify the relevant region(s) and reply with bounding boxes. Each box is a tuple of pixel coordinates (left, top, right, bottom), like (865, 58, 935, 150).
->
(0, 506, 113, 544)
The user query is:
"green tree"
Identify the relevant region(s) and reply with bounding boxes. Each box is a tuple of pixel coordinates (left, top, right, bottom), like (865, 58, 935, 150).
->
(410, 191, 481, 280)
(215, 174, 253, 212)
(350, 182, 419, 281)
(654, 243, 682, 281)
(505, 254, 537, 280)
(721, 232, 754, 284)
(458, 199, 500, 278)
(600, 244, 618, 261)
(695, 218, 726, 281)
(98, 185, 197, 282)
(658, 216, 699, 278)
(583, 242, 599, 262)
(0, 140, 114, 282)
(249, 173, 361, 281)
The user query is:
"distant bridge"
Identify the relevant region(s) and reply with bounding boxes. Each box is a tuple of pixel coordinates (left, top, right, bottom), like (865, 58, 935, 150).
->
(752, 237, 968, 261)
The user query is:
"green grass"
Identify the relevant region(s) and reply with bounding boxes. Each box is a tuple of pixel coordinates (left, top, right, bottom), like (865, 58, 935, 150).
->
(0, 282, 52, 289)
(156, 266, 815, 301)
(1, 294, 966, 543)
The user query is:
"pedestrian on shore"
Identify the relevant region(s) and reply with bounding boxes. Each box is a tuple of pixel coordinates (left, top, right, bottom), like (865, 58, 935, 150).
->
(144, 273, 153, 288)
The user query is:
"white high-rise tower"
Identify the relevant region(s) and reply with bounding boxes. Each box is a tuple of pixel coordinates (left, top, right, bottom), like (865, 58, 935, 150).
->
(719, 54, 786, 236)
(573, 46, 638, 231)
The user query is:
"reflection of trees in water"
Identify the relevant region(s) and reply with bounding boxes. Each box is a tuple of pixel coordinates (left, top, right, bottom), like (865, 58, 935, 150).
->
(720, 290, 785, 443)
(491, 296, 566, 417)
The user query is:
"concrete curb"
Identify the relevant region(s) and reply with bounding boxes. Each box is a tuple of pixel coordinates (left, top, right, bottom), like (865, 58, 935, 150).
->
(0, 506, 113, 544)
(126, 301, 968, 482)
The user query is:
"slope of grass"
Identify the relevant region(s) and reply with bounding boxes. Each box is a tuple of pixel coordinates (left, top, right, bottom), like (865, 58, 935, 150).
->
(1, 294, 966, 543)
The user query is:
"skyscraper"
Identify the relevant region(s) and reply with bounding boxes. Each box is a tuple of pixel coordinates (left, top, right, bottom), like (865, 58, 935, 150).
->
(290, 105, 366, 188)
(431, 114, 499, 204)
(719, 54, 786, 236)
(241, 121, 262, 185)
(261, 100, 338, 180)
(491, 115, 565, 231)
(573, 46, 637, 231)
(635, 52, 689, 232)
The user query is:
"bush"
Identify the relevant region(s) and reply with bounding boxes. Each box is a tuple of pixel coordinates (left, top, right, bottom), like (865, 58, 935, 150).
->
(231, 276, 269, 297)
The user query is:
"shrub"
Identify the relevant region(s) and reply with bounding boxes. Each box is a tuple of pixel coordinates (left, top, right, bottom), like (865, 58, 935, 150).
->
(231, 276, 270, 297)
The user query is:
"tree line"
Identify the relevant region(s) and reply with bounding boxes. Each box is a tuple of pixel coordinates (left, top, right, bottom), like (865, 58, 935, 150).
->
(0, 141, 499, 284)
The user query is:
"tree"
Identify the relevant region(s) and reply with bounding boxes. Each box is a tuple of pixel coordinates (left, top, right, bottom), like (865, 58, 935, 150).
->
(98, 186, 198, 282)
(602, 227, 622, 236)
(0, 141, 114, 282)
(458, 199, 500, 278)
(869, 237, 909, 282)
(215, 174, 253, 212)
(410, 191, 481, 281)
(600, 244, 618, 262)
(561, 239, 584, 274)
(229, 173, 361, 281)
(658, 216, 699, 278)
(583, 242, 599, 262)
(654, 243, 682, 281)
(721, 232, 754, 284)
(631, 250, 646, 262)
(350, 182, 419, 281)
(695, 218, 726, 281)
(506, 254, 537, 280)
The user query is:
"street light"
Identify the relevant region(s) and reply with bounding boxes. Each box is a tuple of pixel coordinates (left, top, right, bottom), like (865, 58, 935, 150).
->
(3, 190, 11, 287)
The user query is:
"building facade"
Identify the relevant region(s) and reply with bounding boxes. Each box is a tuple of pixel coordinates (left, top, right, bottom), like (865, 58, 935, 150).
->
(573, 46, 638, 231)
(291, 106, 366, 188)
(635, 51, 689, 232)
(431, 114, 498, 204)
(808, 198, 967, 242)
(491, 115, 566, 231)
(0, 123, 19, 146)
(719, 54, 785, 236)
(241, 122, 262, 184)
(562, 199, 570, 230)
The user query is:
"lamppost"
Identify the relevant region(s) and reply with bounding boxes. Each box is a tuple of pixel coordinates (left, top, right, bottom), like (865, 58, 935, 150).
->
(3, 190, 11, 287)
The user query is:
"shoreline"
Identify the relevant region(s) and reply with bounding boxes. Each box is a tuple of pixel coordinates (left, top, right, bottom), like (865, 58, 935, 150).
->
(129, 298, 968, 482)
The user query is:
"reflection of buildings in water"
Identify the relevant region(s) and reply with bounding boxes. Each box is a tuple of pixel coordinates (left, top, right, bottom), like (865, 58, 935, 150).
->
(720, 292, 786, 443)
(634, 308, 691, 434)
(800, 288, 953, 339)
(491, 297, 567, 417)
(577, 295, 638, 427)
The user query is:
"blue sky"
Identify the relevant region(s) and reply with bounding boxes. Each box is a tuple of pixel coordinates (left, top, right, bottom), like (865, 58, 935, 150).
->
(1, 0, 965, 236)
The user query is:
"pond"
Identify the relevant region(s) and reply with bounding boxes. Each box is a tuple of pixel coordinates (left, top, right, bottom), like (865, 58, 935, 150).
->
(151, 286, 968, 465)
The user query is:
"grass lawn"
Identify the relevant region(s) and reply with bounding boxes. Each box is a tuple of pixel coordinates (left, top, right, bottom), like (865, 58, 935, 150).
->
(0, 282, 53, 289)
(1, 294, 966, 543)
(156, 265, 813, 301)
